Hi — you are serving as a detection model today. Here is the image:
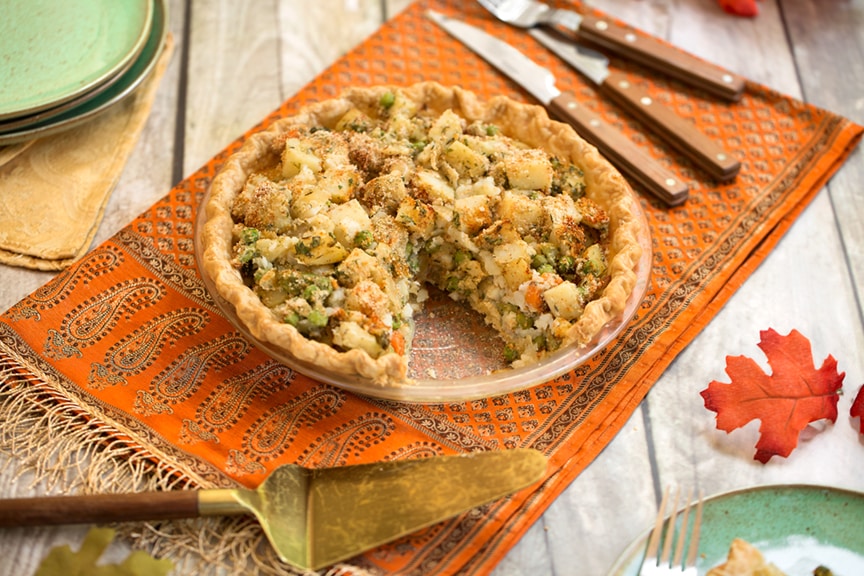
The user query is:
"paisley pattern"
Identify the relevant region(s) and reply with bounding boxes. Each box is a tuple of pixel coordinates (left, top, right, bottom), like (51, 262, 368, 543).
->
(62, 278, 165, 350)
(147, 333, 250, 409)
(225, 449, 267, 476)
(243, 387, 345, 462)
(297, 411, 396, 467)
(0, 2, 861, 575)
(197, 362, 294, 437)
(6, 246, 124, 322)
(43, 328, 83, 360)
(179, 418, 220, 445)
(90, 308, 209, 386)
(386, 441, 446, 461)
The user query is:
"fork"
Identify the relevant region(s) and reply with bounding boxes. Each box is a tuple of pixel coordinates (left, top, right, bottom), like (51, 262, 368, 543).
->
(475, 0, 746, 101)
(639, 487, 704, 576)
(477, 0, 585, 30)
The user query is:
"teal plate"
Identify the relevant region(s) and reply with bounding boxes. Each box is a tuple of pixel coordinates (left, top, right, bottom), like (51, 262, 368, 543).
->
(0, 0, 153, 120)
(608, 485, 864, 576)
(0, 0, 166, 146)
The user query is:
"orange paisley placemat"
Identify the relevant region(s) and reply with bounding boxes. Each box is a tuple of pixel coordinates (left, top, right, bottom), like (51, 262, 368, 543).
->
(0, 1, 861, 574)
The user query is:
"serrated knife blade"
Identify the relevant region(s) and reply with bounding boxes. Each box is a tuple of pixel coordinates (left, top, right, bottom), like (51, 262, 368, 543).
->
(530, 28, 740, 181)
(426, 10, 688, 206)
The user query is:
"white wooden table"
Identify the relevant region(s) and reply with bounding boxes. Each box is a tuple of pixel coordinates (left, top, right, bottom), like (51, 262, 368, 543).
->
(1, 1, 862, 574)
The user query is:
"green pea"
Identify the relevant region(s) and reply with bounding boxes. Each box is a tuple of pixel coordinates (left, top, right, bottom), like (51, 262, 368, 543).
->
(307, 309, 328, 327)
(303, 284, 319, 300)
(515, 311, 533, 329)
(503, 346, 520, 362)
(380, 91, 395, 109)
(557, 255, 576, 274)
(241, 227, 260, 244)
(238, 246, 256, 264)
(533, 334, 546, 350)
(354, 230, 375, 249)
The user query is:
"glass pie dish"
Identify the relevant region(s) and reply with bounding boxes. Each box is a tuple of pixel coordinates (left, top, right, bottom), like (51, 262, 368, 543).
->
(194, 189, 651, 403)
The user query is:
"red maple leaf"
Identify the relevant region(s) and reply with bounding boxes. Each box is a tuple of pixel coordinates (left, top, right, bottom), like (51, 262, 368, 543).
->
(718, 0, 760, 17)
(701, 329, 844, 463)
(852, 385, 864, 434)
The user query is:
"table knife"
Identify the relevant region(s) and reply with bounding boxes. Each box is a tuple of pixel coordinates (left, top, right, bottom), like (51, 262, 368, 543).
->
(572, 13, 746, 102)
(530, 28, 740, 181)
(427, 10, 689, 206)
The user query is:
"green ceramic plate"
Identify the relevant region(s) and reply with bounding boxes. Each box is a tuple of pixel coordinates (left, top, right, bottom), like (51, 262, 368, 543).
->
(0, 0, 166, 145)
(0, 0, 153, 120)
(608, 485, 864, 576)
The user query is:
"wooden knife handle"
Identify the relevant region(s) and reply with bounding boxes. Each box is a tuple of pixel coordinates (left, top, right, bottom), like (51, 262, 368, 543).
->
(601, 71, 741, 181)
(0, 491, 201, 527)
(548, 92, 689, 206)
(576, 13, 746, 102)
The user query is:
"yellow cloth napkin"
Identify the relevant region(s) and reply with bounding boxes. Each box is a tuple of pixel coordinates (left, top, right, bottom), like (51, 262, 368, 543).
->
(0, 35, 174, 271)
(0, 140, 35, 167)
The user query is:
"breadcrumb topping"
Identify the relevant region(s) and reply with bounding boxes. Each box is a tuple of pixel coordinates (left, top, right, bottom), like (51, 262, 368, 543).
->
(228, 89, 610, 366)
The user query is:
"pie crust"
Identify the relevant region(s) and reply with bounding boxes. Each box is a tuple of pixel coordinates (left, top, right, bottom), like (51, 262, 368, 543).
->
(200, 82, 644, 386)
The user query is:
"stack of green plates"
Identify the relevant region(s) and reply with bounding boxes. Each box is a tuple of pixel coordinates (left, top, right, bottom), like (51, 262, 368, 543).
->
(0, 0, 167, 145)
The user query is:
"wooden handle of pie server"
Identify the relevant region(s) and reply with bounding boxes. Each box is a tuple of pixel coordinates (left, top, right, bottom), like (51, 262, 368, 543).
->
(0, 491, 201, 527)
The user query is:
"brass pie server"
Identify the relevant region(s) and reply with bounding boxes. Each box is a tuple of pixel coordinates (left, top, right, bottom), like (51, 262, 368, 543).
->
(0, 448, 547, 571)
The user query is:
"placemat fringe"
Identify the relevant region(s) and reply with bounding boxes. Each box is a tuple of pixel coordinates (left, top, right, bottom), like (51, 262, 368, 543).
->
(0, 359, 387, 575)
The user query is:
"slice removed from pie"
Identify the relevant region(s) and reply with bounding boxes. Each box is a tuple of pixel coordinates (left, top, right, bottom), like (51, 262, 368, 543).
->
(200, 82, 644, 386)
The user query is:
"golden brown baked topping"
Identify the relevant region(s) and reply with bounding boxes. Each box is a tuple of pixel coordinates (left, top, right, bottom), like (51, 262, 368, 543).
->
(201, 83, 643, 384)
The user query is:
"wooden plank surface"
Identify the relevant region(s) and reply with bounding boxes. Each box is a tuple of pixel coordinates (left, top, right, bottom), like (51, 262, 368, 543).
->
(497, 0, 864, 574)
(784, 0, 864, 317)
(1, 1, 862, 575)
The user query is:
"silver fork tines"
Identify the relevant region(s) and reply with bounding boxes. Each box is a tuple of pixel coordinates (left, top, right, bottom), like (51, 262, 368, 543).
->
(476, 0, 583, 32)
(639, 487, 703, 576)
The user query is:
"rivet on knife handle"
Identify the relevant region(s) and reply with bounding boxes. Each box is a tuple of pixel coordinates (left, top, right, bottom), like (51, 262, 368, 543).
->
(527, 28, 740, 182)
(548, 93, 689, 206)
(577, 14, 747, 102)
(601, 71, 741, 181)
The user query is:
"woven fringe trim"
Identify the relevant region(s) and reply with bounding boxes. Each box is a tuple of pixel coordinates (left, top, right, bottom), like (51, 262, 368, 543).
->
(0, 361, 379, 576)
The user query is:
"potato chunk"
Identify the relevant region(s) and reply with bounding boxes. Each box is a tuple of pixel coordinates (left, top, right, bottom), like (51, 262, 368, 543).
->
(327, 199, 372, 249)
(332, 321, 383, 357)
(337, 248, 390, 288)
(294, 232, 349, 266)
(445, 139, 490, 180)
(358, 171, 407, 213)
(542, 281, 584, 321)
(231, 174, 293, 232)
(493, 240, 533, 290)
(428, 109, 464, 144)
(396, 196, 436, 236)
(411, 169, 455, 204)
(498, 190, 544, 235)
(505, 149, 553, 191)
(282, 138, 322, 178)
(454, 194, 493, 236)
